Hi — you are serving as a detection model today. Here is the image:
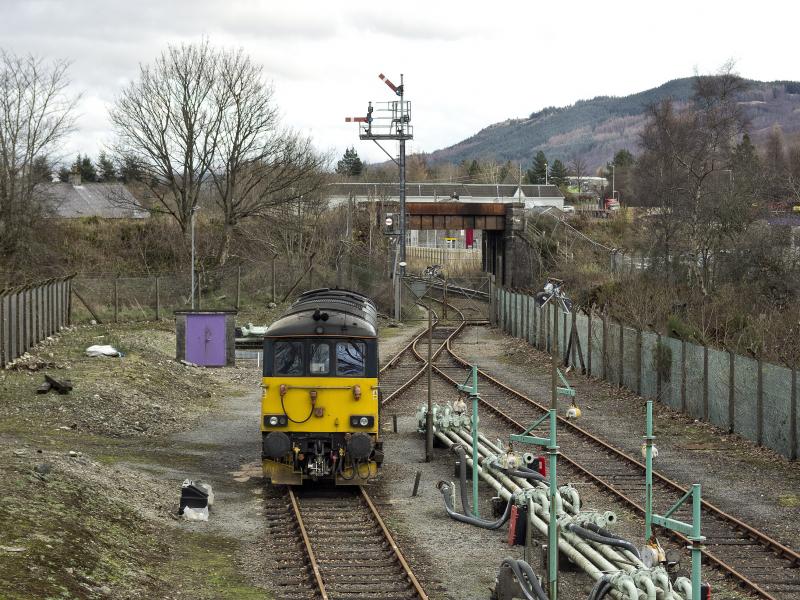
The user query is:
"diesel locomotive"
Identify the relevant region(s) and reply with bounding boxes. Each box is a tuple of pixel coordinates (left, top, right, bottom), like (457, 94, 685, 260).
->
(260, 288, 383, 485)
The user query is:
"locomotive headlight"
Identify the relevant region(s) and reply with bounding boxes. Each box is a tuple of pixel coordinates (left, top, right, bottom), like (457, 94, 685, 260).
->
(359, 416, 369, 427)
(269, 416, 279, 426)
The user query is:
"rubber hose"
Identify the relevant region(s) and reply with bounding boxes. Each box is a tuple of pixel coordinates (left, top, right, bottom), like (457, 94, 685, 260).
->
(438, 481, 512, 529)
(580, 522, 624, 541)
(565, 524, 641, 560)
(453, 446, 472, 514)
(516, 558, 550, 600)
(499, 558, 549, 600)
(496, 465, 548, 484)
(588, 576, 613, 600)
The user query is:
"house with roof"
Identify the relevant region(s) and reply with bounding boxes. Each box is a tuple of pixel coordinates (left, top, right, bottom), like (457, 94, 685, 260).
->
(44, 173, 148, 219)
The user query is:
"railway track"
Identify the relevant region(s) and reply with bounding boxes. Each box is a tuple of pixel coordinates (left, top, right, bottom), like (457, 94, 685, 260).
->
(381, 293, 800, 598)
(286, 485, 428, 600)
(437, 325, 800, 598)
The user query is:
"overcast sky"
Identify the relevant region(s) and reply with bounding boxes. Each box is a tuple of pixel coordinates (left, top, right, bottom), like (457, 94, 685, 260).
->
(3, 0, 799, 166)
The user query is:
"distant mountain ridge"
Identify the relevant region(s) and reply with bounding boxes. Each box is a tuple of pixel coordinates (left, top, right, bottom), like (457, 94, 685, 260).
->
(427, 78, 800, 172)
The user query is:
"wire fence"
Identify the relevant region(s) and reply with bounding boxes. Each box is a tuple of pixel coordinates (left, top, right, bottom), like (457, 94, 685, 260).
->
(495, 287, 799, 460)
(0, 276, 73, 367)
(405, 246, 483, 276)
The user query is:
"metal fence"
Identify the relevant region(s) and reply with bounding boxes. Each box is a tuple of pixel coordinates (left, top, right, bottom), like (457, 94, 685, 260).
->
(0, 276, 73, 367)
(494, 287, 799, 460)
(405, 246, 482, 276)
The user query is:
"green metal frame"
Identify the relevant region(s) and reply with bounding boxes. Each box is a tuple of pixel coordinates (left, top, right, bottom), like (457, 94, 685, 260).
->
(457, 365, 480, 517)
(510, 409, 559, 600)
(644, 399, 705, 599)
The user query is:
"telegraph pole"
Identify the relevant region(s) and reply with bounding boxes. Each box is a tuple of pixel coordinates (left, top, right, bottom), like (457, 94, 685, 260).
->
(347, 73, 413, 322)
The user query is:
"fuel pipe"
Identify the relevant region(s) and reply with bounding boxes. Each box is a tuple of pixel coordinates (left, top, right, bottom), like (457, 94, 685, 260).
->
(428, 422, 688, 600)
(498, 557, 550, 600)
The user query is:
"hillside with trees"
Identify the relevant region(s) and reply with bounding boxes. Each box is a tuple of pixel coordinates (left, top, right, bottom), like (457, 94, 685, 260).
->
(427, 77, 800, 172)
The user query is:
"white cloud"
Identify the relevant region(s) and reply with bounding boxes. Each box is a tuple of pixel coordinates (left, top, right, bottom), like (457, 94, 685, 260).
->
(1, 0, 799, 165)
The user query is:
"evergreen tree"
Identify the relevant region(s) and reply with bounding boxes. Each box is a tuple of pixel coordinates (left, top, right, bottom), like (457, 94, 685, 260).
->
(118, 155, 144, 183)
(70, 154, 97, 182)
(730, 133, 762, 200)
(526, 150, 549, 184)
(31, 156, 54, 183)
(549, 159, 568, 186)
(467, 159, 480, 180)
(336, 147, 363, 177)
(97, 152, 117, 182)
(57, 166, 71, 182)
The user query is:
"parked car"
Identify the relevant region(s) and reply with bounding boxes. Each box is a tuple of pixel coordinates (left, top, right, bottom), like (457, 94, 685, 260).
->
(562, 205, 576, 214)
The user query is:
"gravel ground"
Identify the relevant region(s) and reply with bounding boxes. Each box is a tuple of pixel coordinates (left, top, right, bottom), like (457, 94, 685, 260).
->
(452, 325, 800, 550)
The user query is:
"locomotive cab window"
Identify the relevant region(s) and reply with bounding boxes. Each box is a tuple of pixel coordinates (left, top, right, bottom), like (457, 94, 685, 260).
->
(274, 341, 303, 375)
(336, 341, 366, 376)
(309, 342, 330, 375)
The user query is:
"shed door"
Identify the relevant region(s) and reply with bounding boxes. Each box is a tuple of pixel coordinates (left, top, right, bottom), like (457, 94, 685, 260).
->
(186, 314, 226, 366)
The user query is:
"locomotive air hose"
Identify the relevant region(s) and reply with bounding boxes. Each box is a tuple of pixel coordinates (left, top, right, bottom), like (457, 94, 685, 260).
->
(499, 557, 549, 600)
(565, 524, 641, 560)
(437, 480, 512, 529)
(280, 394, 314, 424)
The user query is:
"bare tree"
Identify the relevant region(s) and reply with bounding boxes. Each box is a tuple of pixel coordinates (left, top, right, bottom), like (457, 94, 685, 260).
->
(0, 50, 78, 264)
(109, 40, 222, 236)
(635, 63, 752, 294)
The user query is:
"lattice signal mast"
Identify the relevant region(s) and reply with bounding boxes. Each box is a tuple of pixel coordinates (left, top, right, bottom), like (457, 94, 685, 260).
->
(346, 73, 413, 321)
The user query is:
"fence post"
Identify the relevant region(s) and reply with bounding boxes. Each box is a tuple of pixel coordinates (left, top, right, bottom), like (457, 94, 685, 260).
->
(0, 292, 5, 367)
(728, 351, 735, 433)
(114, 278, 119, 323)
(67, 278, 72, 326)
(618, 321, 624, 387)
(636, 328, 642, 396)
(236, 266, 241, 310)
(703, 345, 709, 421)
(791, 367, 797, 461)
(602, 314, 608, 380)
(656, 332, 662, 400)
(757, 359, 763, 446)
(587, 310, 593, 376)
(680, 340, 687, 413)
(489, 275, 495, 326)
(570, 311, 577, 369)
(155, 277, 161, 321)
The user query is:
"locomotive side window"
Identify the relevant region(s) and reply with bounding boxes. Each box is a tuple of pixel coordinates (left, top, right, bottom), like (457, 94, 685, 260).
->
(309, 342, 330, 375)
(274, 341, 303, 375)
(336, 341, 366, 376)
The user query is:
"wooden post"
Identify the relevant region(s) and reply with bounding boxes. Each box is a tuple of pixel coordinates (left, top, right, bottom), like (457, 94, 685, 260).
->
(757, 359, 764, 446)
(236, 266, 241, 310)
(703, 345, 709, 421)
(618, 321, 624, 388)
(155, 277, 161, 321)
(728, 351, 736, 433)
(271, 254, 277, 304)
(680, 340, 687, 413)
(113, 278, 119, 323)
(489, 274, 496, 326)
(66, 278, 72, 327)
(0, 293, 5, 367)
(791, 368, 797, 461)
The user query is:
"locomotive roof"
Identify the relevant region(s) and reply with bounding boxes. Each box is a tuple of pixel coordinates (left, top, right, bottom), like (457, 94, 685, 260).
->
(265, 288, 378, 338)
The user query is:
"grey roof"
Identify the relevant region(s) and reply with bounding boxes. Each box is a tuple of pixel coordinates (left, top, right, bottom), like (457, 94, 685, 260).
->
(44, 183, 148, 219)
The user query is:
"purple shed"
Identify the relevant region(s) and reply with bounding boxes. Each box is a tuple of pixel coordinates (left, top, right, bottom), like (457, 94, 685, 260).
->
(174, 310, 237, 367)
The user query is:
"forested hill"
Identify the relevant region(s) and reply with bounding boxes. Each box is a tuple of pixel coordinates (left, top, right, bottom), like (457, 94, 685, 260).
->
(427, 78, 800, 171)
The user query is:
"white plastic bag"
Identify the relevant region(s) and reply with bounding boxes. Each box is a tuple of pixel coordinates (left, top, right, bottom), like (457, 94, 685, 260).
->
(85, 345, 122, 358)
(182, 506, 209, 521)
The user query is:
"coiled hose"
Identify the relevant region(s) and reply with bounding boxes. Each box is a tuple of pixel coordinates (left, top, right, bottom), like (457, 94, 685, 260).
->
(437, 480, 512, 529)
(565, 523, 641, 560)
(498, 557, 549, 600)
(587, 575, 613, 600)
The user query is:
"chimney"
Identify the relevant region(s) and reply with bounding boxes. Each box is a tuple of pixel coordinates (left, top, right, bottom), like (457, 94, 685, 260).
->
(68, 172, 81, 186)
